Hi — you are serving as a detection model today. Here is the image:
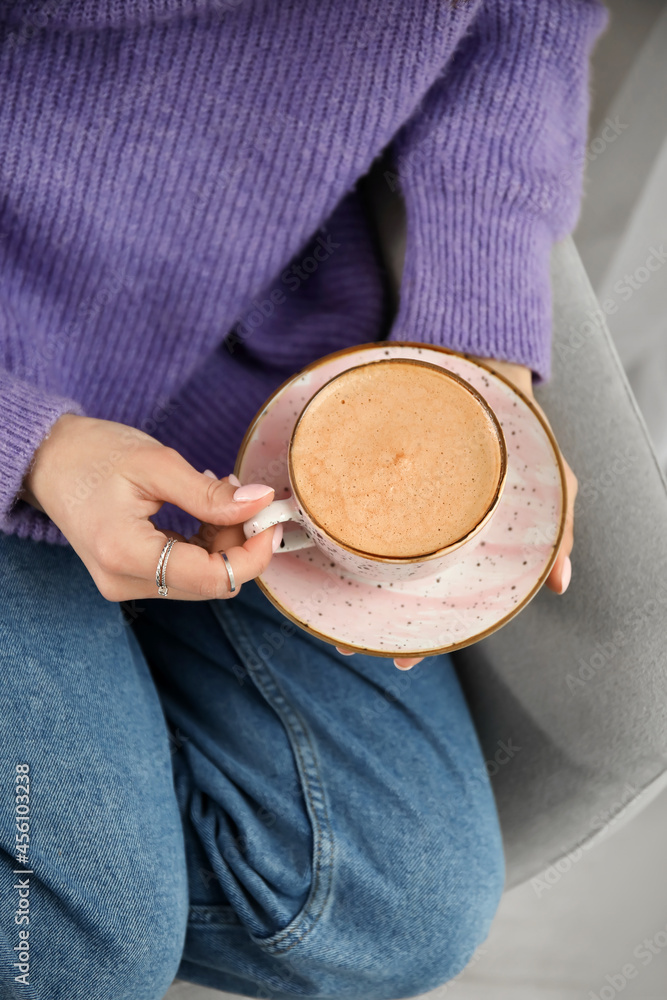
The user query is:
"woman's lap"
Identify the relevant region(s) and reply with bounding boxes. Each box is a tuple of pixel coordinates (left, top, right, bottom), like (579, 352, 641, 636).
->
(0, 533, 504, 1000)
(0, 534, 189, 1000)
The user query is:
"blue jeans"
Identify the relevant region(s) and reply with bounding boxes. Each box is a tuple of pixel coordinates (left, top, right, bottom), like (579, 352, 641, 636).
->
(0, 533, 504, 1000)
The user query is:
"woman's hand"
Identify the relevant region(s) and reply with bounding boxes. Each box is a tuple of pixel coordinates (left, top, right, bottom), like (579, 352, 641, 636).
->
(337, 356, 577, 671)
(467, 356, 577, 597)
(19, 413, 282, 602)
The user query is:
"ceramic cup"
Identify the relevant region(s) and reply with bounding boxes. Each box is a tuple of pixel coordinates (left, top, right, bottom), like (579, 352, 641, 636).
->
(242, 358, 508, 582)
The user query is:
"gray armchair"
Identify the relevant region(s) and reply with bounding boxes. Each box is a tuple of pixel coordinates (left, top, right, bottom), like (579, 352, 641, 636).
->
(456, 234, 667, 887)
(167, 175, 667, 998)
(362, 158, 667, 887)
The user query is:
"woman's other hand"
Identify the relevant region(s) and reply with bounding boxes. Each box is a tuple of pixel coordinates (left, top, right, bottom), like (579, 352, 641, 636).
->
(468, 356, 577, 598)
(18, 413, 282, 601)
(337, 356, 577, 671)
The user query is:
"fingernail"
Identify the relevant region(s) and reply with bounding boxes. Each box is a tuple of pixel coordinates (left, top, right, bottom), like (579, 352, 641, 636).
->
(228, 474, 242, 487)
(203, 469, 217, 479)
(337, 647, 355, 656)
(394, 660, 412, 670)
(233, 483, 274, 502)
(559, 556, 572, 594)
(272, 523, 284, 553)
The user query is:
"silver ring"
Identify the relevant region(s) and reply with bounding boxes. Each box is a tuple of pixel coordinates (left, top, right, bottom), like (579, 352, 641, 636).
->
(156, 537, 176, 597)
(220, 551, 236, 594)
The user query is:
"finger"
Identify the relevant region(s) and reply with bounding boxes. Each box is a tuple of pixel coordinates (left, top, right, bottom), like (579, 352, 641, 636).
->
(191, 520, 245, 553)
(546, 458, 578, 595)
(195, 520, 284, 557)
(335, 646, 356, 656)
(394, 657, 424, 670)
(95, 519, 281, 602)
(156, 522, 280, 598)
(130, 449, 275, 527)
(524, 396, 577, 597)
(142, 531, 214, 600)
(189, 474, 247, 552)
(204, 470, 242, 489)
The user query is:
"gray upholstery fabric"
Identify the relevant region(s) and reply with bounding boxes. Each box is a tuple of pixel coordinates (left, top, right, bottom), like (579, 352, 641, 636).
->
(361, 161, 667, 889)
(576, 5, 667, 472)
(166, 174, 667, 1000)
(455, 239, 667, 887)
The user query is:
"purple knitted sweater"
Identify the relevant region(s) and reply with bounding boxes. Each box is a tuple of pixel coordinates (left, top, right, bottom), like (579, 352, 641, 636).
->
(0, 0, 607, 546)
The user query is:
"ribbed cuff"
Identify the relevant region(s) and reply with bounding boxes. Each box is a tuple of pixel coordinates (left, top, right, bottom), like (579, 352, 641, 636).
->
(383, 0, 609, 386)
(0, 371, 86, 545)
(388, 165, 554, 384)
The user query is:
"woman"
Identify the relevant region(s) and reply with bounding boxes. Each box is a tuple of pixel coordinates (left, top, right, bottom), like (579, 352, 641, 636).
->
(0, 1, 605, 998)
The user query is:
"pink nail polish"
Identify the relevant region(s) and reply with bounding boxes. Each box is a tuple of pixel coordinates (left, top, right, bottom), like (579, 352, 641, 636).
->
(233, 483, 274, 502)
(228, 474, 242, 487)
(203, 469, 217, 479)
(559, 556, 572, 594)
(272, 523, 284, 553)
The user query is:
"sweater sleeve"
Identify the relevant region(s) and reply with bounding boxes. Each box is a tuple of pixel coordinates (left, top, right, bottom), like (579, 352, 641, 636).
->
(0, 302, 86, 542)
(387, 0, 608, 385)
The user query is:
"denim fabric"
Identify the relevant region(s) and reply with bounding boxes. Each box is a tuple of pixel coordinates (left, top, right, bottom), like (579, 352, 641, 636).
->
(0, 532, 504, 1000)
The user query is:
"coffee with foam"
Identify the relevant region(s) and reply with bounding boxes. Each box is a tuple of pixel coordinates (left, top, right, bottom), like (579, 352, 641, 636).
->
(290, 359, 504, 559)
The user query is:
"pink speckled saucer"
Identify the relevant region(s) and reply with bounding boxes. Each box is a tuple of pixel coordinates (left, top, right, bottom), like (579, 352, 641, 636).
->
(235, 342, 566, 658)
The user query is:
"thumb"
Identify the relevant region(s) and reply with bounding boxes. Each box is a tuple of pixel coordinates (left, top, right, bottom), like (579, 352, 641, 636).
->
(131, 447, 275, 525)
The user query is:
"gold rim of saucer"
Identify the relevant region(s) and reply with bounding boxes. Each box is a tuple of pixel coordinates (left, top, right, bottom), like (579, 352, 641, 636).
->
(286, 357, 508, 563)
(234, 341, 568, 659)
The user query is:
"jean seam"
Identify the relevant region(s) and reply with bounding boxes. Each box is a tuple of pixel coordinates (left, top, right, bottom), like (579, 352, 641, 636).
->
(207, 598, 335, 956)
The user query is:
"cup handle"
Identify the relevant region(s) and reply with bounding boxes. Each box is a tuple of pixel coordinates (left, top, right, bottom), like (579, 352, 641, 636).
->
(242, 496, 314, 553)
